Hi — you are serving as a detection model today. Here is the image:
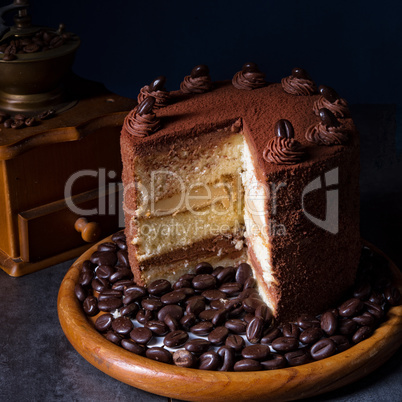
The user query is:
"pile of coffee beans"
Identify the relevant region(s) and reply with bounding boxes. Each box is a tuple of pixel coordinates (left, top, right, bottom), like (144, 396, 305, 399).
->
(75, 232, 401, 371)
(0, 27, 71, 61)
(0, 109, 55, 129)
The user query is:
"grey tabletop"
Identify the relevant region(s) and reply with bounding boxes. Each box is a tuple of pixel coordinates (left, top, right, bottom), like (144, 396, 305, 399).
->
(1, 105, 401, 402)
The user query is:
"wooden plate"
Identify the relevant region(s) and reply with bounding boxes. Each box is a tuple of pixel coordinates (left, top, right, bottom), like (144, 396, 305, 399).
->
(57, 237, 402, 402)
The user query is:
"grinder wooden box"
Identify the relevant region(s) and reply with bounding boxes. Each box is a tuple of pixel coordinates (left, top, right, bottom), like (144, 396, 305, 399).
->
(0, 77, 135, 276)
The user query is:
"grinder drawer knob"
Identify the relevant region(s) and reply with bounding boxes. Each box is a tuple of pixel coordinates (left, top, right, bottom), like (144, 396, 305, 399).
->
(74, 217, 101, 243)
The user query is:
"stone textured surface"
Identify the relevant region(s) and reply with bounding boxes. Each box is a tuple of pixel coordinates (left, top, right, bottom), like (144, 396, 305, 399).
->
(0, 105, 401, 401)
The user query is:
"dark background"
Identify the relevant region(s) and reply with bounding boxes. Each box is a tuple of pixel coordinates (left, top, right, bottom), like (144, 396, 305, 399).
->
(27, 0, 401, 125)
(1, 1, 402, 401)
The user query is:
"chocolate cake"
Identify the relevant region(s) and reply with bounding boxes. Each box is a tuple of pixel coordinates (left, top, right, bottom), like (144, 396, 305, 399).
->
(120, 65, 360, 321)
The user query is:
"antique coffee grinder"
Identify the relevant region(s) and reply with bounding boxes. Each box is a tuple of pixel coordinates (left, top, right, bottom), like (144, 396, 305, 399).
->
(0, 1, 135, 276)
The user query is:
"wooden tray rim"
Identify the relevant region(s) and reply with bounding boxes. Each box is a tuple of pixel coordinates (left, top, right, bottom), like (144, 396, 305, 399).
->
(57, 237, 402, 402)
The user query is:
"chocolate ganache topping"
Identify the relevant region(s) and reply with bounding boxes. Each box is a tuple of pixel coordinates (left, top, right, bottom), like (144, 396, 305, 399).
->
(137, 76, 170, 109)
(305, 108, 348, 145)
(232, 62, 267, 90)
(124, 96, 161, 137)
(180, 64, 212, 94)
(313, 85, 350, 118)
(281, 67, 317, 95)
(263, 119, 305, 165)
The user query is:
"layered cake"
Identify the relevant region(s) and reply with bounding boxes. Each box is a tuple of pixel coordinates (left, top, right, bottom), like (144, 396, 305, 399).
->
(120, 64, 360, 321)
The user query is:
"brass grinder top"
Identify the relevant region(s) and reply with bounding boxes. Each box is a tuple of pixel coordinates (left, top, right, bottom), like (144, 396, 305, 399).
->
(0, 0, 80, 113)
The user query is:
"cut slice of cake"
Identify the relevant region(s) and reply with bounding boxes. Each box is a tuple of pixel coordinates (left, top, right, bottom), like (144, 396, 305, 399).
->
(121, 65, 360, 321)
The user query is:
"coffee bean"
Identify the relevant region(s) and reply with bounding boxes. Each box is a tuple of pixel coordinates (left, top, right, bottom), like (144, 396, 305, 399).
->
(173, 349, 196, 368)
(353, 281, 372, 300)
(149, 75, 167, 92)
(211, 266, 224, 278)
(234, 359, 263, 371)
(199, 351, 221, 370)
(98, 289, 122, 301)
(236, 263, 253, 284)
(219, 282, 243, 296)
(224, 334, 244, 353)
(145, 320, 169, 336)
(161, 290, 187, 305)
(98, 242, 117, 252)
(158, 305, 184, 322)
(109, 268, 133, 283)
(285, 349, 310, 366)
(319, 108, 340, 128)
(113, 280, 136, 292)
(352, 326, 373, 344)
(180, 313, 197, 330)
(3, 118, 13, 128)
(185, 339, 211, 355)
(136, 309, 153, 325)
(190, 64, 209, 78)
(96, 265, 115, 280)
(352, 312, 375, 327)
(91, 278, 109, 292)
(216, 266, 236, 284)
(121, 339, 146, 355)
(195, 262, 213, 275)
(95, 314, 113, 332)
(225, 319, 247, 334)
(174, 279, 193, 290)
(120, 302, 139, 317)
(186, 299, 205, 315)
(117, 250, 129, 267)
(164, 314, 179, 332)
(242, 62, 259, 72)
(104, 330, 122, 345)
(261, 327, 281, 344)
(310, 338, 336, 360)
(74, 283, 87, 302)
(242, 344, 270, 361)
(201, 289, 226, 301)
(319, 85, 339, 103)
(242, 297, 264, 313)
(320, 311, 338, 336)
(246, 317, 265, 343)
(112, 316, 133, 335)
(275, 119, 294, 139)
(330, 335, 351, 352)
(261, 354, 287, 370)
(79, 270, 93, 287)
(208, 326, 229, 345)
(137, 97, 155, 116)
(123, 289, 144, 305)
(211, 308, 227, 327)
(141, 297, 163, 311)
(83, 296, 99, 316)
(98, 297, 122, 312)
(25, 117, 36, 127)
(384, 285, 401, 306)
(271, 337, 299, 352)
(244, 277, 257, 289)
(291, 67, 310, 79)
(368, 292, 384, 305)
(255, 304, 272, 323)
(217, 346, 235, 371)
(210, 298, 231, 310)
(192, 274, 216, 290)
(339, 298, 364, 317)
(227, 299, 244, 318)
(238, 287, 259, 301)
(164, 330, 189, 348)
(148, 279, 172, 296)
(364, 301, 385, 320)
(124, 284, 147, 297)
(146, 347, 172, 364)
(338, 319, 357, 335)
(282, 323, 300, 339)
(90, 250, 117, 266)
(190, 321, 214, 336)
(130, 327, 153, 344)
(299, 327, 323, 344)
